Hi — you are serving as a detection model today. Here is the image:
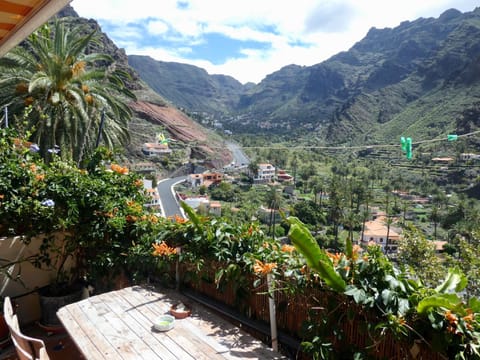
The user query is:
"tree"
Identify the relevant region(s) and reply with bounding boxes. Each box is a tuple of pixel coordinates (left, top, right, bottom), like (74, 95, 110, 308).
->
(0, 20, 135, 165)
(327, 175, 345, 248)
(293, 200, 325, 227)
(210, 182, 236, 202)
(264, 185, 283, 238)
(397, 224, 446, 286)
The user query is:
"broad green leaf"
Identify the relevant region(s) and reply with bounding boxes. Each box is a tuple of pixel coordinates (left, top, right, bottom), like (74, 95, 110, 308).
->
(345, 235, 353, 259)
(468, 297, 480, 313)
(381, 289, 394, 306)
(435, 267, 467, 293)
(417, 293, 461, 314)
(398, 298, 410, 316)
(180, 201, 200, 228)
(345, 286, 367, 304)
(288, 217, 346, 292)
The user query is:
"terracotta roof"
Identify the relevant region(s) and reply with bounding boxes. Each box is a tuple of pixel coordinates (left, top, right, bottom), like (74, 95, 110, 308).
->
(363, 219, 400, 239)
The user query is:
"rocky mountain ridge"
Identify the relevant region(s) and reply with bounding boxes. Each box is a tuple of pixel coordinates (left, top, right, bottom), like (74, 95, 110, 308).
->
(128, 7, 480, 146)
(57, 6, 231, 168)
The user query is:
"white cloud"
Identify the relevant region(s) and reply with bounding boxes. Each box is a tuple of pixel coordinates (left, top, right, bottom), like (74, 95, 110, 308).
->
(147, 20, 169, 36)
(70, 0, 479, 84)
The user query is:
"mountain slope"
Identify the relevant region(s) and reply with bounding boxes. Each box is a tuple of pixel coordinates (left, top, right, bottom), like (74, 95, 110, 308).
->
(128, 7, 480, 145)
(57, 7, 231, 168)
(128, 55, 245, 114)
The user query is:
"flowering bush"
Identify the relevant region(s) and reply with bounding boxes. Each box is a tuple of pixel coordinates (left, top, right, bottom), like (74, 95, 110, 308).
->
(152, 207, 480, 359)
(0, 128, 163, 291)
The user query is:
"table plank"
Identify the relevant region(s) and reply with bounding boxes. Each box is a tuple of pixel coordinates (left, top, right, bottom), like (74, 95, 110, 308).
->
(105, 289, 182, 360)
(115, 287, 197, 360)
(57, 285, 286, 360)
(57, 306, 106, 359)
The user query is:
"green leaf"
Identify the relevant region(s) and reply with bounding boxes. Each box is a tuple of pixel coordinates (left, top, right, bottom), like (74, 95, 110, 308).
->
(180, 201, 200, 228)
(345, 236, 353, 260)
(287, 217, 346, 292)
(417, 293, 461, 314)
(345, 286, 367, 304)
(381, 289, 394, 306)
(435, 267, 467, 293)
(468, 297, 480, 313)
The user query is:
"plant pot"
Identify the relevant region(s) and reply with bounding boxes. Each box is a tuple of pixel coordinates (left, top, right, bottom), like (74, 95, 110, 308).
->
(39, 287, 83, 327)
(170, 303, 191, 319)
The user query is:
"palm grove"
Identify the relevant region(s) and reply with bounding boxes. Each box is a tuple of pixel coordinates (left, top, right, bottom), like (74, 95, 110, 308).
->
(0, 20, 135, 165)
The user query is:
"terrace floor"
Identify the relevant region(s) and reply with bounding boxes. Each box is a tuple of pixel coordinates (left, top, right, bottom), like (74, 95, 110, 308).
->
(0, 322, 84, 360)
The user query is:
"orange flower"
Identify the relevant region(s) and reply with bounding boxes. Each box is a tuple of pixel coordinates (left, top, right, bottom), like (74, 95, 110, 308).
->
(35, 174, 45, 181)
(149, 215, 158, 223)
(110, 163, 129, 175)
(29, 164, 37, 172)
(351, 245, 362, 261)
(152, 242, 177, 257)
(326, 251, 342, 265)
(134, 179, 143, 187)
(445, 310, 458, 326)
(281, 244, 295, 253)
(0, 194, 4, 200)
(174, 214, 187, 223)
(125, 215, 138, 222)
(463, 310, 474, 323)
(253, 259, 277, 275)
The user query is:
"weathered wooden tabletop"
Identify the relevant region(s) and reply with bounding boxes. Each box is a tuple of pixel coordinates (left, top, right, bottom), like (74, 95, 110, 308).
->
(57, 285, 286, 359)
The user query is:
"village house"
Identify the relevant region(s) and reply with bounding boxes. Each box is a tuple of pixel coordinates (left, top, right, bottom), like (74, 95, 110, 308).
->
(360, 216, 401, 253)
(142, 179, 161, 210)
(187, 172, 223, 188)
(142, 142, 172, 156)
(254, 163, 275, 183)
(277, 169, 293, 183)
(460, 153, 480, 161)
(209, 201, 222, 216)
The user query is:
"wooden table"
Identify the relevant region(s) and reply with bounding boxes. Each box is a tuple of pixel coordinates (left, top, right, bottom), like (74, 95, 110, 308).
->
(57, 285, 286, 359)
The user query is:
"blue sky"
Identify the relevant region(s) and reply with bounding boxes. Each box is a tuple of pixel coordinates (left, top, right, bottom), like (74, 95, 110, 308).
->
(70, 0, 479, 84)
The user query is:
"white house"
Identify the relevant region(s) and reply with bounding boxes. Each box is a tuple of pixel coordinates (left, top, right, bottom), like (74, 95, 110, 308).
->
(142, 179, 161, 210)
(254, 163, 275, 183)
(461, 153, 480, 161)
(360, 217, 401, 253)
(209, 201, 222, 217)
(142, 142, 172, 156)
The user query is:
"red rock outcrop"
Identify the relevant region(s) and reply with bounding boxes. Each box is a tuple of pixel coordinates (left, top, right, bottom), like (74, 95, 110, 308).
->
(130, 101, 232, 168)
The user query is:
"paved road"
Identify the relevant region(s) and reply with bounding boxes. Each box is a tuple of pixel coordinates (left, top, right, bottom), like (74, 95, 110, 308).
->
(157, 176, 186, 218)
(157, 142, 248, 218)
(226, 141, 250, 166)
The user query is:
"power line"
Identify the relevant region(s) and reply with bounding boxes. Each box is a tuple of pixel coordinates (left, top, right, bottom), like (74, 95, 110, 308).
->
(180, 130, 480, 151)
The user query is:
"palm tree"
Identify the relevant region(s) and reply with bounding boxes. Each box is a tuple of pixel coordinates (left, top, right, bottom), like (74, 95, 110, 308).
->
(0, 20, 135, 165)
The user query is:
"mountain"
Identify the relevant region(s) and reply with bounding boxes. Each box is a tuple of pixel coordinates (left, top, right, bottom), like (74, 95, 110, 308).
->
(56, 6, 232, 170)
(128, 7, 480, 145)
(128, 56, 246, 114)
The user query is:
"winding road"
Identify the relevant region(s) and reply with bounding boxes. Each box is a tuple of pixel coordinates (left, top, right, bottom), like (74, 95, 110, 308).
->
(157, 142, 249, 218)
(226, 141, 250, 166)
(157, 176, 186, 218)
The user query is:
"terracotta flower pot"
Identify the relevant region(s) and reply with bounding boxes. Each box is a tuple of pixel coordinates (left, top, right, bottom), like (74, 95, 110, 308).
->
(170, 303, 191, 319)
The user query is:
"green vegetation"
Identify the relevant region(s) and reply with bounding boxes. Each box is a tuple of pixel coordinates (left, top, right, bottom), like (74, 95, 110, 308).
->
(2, 8, 480, 360)
(0, 20, 135, 165)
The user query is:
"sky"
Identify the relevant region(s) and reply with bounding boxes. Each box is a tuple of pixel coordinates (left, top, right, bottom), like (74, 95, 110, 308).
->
(70, 0, 479, 84)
